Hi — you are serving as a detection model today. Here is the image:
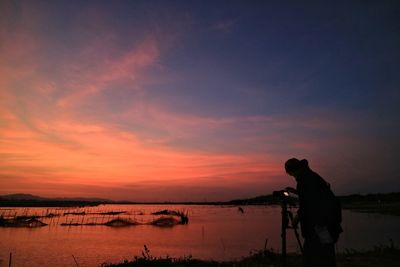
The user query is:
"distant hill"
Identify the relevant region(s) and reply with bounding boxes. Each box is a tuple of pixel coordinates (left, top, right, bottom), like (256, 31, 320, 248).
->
(339, 192, 400, 203)
(1, 192, 399, 208)
(227, 193, 297, 206)
(52, 197, 112, 202)
(1, 193, 45, 200)
(0, 193, 112, 207)
(226, 192, 400, 206)
(0, 193, 111, 203)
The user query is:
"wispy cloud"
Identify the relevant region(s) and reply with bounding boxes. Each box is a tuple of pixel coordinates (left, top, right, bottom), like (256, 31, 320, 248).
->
(56, 36, 161, 107)
(212, 19, 237, 34)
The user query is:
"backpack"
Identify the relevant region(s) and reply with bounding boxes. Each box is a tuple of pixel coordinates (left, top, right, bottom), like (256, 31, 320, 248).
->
(317, 176, 343, 243)
(329, 196, 343, 243)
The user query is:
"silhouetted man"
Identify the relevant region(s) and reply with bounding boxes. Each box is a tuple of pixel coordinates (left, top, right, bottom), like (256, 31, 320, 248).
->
(285, 158, 342, 267)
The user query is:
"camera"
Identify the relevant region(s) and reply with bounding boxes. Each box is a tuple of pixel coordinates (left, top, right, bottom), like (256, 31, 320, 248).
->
(273, 189, 297, 206)
(273, 190, 290, 199)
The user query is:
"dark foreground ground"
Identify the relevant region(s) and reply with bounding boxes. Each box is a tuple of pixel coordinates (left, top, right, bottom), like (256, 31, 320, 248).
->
(102, 243, 400, 267)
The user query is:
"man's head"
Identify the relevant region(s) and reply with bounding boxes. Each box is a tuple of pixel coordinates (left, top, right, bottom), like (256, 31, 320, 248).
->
(285, 158, 309, 178)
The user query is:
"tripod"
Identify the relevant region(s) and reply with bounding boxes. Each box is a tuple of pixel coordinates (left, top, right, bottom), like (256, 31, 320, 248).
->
(279, 197, 303, 266)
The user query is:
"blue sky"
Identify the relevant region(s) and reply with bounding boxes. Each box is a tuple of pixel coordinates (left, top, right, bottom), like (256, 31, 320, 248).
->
(0, 0, 399, 200)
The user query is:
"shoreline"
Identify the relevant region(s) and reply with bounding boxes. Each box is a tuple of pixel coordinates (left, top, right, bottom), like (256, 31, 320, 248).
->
(102, 243, 400, 267)
(2, 192, 400, 217)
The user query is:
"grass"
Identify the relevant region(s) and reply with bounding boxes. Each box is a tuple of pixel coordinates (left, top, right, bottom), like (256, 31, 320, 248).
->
(336, 241, 400, 267)
(101, 243, 400, 267)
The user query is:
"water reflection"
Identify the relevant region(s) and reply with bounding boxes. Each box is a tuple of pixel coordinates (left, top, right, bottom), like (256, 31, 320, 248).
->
(0, 205, 399, 267)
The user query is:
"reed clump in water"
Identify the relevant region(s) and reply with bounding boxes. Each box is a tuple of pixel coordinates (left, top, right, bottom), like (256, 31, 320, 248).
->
(148, 216, 181, 227)
(104, 217, 139, 227)
(64, 211, 86, 216)
(96, 211, 127, 215)
(151, 210, 189, 225)
(0, 215, 47, 228)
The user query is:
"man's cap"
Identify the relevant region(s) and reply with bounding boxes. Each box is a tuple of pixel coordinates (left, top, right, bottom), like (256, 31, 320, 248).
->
(285, 158, 308, 173)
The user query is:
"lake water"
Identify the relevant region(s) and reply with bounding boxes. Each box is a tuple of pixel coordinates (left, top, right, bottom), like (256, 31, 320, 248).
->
(1, 204, 399, 267)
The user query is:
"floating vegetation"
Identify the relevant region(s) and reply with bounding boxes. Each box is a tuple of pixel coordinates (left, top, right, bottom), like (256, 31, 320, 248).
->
(0, 208, 189, 228)
(104, 218, 139, 227)
(41, 213, 59, 218)
(60, 218, 139, 227)
(14, 215, 39, 220)
(151, 209, 189, 225)
(61, 222, 84, 226)
(0, 216, 47, 228)
(63, 211, 86, 216)
(59, 215, 188, 228)
(62, 210, 127, 216)
(151, 209, 176, 215)
(95, 211, 127, 215)
(149, 216, 181, 227)
(61, 222, 100, 226)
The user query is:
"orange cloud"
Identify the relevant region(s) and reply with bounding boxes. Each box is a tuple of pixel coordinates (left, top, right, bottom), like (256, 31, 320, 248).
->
(0, 112, 283, 200)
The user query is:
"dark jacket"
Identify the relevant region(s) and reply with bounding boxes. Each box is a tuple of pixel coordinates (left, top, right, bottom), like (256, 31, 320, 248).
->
(296, 168, 342, 241)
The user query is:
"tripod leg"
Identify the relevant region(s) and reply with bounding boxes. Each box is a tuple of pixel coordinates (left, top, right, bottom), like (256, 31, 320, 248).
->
(288, 211, 304, 254)
(293, 227, 304, 254)
(281, 202, 288, 266)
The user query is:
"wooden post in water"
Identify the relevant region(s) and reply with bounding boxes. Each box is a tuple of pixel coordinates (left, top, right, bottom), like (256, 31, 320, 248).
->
(72, 254, 79, 267)
(280, 198, 288, 267)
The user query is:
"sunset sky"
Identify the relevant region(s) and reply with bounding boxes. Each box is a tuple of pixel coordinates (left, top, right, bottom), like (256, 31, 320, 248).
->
(1, 1, 399, 201)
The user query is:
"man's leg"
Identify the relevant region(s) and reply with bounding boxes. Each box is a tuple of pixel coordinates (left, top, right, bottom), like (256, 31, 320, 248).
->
(303, 239, 336, 267)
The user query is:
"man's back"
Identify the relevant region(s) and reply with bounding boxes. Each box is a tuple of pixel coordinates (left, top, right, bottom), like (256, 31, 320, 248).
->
(296, 168, 342, 241)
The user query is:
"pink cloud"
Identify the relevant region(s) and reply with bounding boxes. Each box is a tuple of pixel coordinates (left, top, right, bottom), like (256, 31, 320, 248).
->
(56, 36, 161, 108)
(212, 19, 237, 33)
